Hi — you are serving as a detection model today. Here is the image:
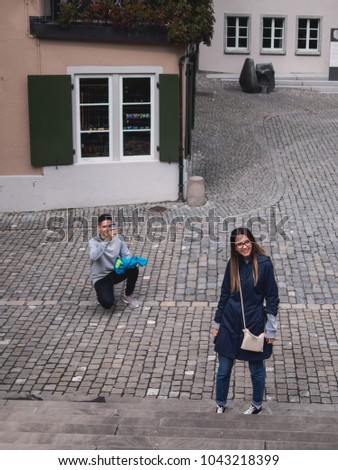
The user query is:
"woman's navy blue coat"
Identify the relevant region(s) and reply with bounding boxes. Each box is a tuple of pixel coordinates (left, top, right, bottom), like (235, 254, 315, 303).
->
(214, 254, 279, 361)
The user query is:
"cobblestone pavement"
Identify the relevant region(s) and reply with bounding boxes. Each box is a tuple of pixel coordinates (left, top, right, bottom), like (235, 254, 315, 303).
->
(0, 74, 338, 406)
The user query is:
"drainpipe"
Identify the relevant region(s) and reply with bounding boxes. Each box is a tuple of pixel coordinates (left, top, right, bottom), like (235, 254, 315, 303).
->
(178, 47, 196, 202)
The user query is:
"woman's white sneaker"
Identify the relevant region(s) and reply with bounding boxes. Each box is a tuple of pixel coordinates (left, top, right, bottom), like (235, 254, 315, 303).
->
(243, 404, 262, 415)
(216, 405, 227, 414)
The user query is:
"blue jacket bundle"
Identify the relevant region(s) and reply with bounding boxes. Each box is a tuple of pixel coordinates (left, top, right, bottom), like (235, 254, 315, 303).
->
(114, 256, 148, 274)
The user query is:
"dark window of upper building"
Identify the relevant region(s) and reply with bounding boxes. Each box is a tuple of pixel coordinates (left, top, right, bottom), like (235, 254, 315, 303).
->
(261, 17, 285, 54)
(297, 18, 321, 54)
(224, 15, 250, 53)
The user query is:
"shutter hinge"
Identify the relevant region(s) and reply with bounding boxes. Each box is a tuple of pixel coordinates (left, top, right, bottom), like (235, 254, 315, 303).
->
(157, 82, 160, 88)
(71, 84, 74, 90)
(157, 146, 160, 151)
(73, 149, 75, 155)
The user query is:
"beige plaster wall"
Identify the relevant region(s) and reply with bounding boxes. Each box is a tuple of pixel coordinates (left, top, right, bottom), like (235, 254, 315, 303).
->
(0, 1, 42, 176)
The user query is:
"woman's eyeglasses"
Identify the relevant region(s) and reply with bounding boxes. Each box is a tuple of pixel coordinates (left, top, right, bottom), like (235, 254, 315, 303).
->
(235, 240, 252, 249)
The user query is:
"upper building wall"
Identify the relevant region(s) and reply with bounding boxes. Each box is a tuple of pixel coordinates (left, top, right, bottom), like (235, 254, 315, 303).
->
(199, 0, 338, 75)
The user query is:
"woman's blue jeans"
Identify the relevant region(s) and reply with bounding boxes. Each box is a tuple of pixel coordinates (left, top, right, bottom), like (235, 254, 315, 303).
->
(215, 354, 266, 408)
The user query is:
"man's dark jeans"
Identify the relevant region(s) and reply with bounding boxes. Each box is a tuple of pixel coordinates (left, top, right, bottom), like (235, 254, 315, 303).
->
(94, 267, 139, 309)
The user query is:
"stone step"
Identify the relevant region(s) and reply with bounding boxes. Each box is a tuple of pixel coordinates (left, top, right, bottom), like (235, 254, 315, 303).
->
(1, 395, 337, 416)
(275, 82, 338, 93)
(207, 73, 330, 80)
(0, 397, 337, 449)
(204, 73, 338, 93)
(1, 410, 338, 430)
(0, 432, 337, 450)
(275, 79, 338, 86)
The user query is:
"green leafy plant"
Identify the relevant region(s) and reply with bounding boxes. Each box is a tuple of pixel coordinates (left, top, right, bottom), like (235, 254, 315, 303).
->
(57, 1, 78, 29)
(56, 0, 215, 46)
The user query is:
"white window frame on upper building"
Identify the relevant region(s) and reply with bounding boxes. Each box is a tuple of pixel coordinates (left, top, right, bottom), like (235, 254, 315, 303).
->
(260, 16, 286, 55)
(296, 17, 322, 56)
(224, 14, 251, 54)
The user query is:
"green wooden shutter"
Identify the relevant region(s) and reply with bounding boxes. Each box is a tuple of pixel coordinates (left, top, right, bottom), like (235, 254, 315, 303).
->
(28, 75, 73, 167)
(159, 74, 179, 163)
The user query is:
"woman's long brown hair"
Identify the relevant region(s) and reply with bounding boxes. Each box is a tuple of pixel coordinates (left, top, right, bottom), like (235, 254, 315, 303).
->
(229, 227, 268, 292)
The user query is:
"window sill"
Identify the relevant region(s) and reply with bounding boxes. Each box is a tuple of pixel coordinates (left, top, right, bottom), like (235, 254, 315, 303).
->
(75, 157, 156, 165)
(295, 50, 321, 56)
(224, 50, 250, 55)
(260, 50, 286, 55)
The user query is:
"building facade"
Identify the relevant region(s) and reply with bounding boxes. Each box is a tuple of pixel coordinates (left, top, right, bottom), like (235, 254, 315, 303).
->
(0, 1, 195, 212)
(199, 0, 338, 76)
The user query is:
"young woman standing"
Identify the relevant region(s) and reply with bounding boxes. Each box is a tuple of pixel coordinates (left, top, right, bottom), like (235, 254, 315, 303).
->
(213, 227, 279, 414)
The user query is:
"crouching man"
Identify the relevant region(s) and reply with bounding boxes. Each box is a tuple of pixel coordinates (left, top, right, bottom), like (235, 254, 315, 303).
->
(88, 213, 139, 310)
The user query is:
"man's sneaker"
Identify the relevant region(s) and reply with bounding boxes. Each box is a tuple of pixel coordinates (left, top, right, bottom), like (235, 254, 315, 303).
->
(122, 295, 140, 309)
(216, 405, 226, 414)
(243, 404, 262, 415)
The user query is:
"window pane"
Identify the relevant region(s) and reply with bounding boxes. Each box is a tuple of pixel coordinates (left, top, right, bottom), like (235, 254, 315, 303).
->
(263, 18, 272, 28)
(80, 78, 108, 103)
(81, 133, 109, 158)
(122, 77, 151, 157)
(123, 105, 151, 130)
(310, 19, 319, 28)
(274, 39, 283, 48)
(81, 105, 109, 131)
(124, 132, 150, 156)
(275, 18, 283, 28)
(298, 19, 307, 28)
(227, 27, 236, 37)
(298, 39, 306, 48)
(263, 27, 272, 37)
(262, 38, 271, 48)
(227, 17, 236, 27)
(309, 40, 318, 49)
(123, 77, 150, 103)
(298, 29, 306, 39)
(79, 77, 110, 158)
(238, 17, 248, 27)
(227, 37, 236, 47)
(238, 37, 247, 48)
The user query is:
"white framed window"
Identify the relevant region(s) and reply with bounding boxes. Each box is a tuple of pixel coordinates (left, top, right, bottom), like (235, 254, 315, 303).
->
(224, 15, 250, 53)
(68, 66, 161, 163)
(261, 17, 286, 54)
(296, 17, 321, 55)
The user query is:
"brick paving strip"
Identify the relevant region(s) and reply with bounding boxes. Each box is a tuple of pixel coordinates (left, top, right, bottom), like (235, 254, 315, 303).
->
(0, 296, 337, 404)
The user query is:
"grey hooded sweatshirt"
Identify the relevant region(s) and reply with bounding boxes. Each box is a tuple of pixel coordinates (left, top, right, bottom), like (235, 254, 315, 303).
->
(88, 235, 131, 285)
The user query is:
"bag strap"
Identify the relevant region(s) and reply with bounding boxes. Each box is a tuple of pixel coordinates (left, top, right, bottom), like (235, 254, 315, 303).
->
(238, 268, 246, 329)
(238, 267, 266, 335)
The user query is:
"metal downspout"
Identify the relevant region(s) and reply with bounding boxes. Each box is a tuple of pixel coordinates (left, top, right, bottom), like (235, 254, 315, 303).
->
(178, 49, 195, 202)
